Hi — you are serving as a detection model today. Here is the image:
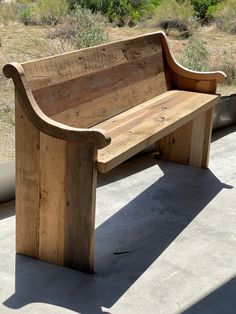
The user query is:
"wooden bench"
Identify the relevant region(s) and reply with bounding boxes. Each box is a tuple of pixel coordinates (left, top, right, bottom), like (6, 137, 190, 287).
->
(3, 32, 226, 273)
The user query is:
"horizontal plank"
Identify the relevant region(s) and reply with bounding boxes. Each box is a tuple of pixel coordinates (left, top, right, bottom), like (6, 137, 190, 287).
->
(95, 90, 219, 173)
(33, 52, 165, 120)
(22, 33, 162, 91)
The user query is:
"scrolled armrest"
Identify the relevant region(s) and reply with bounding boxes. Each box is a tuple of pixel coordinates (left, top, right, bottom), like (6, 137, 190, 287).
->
(3, 62, 111, 149)
(160, 32, 226, 84)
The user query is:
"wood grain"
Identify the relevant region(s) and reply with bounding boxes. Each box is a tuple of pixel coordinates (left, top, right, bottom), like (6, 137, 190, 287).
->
(39, 134, 66, 265)
(96, 90, 219, 173)
(64, 143, 97, 273)
(15, 92, 40, 258)
(22, 33, 162, 91)
(201, 107, 214, 168)
(4, 31, 224, 273)
(157, 121, 193, 165)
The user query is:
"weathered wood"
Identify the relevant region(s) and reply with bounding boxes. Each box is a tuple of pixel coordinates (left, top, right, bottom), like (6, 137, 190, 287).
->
(96, 91, 219, 173)
(157, 108, 214, 168)
(64, 143, 97, 273)
(22, 33, 163, 91)
(39, 134, 66, 265)
(156, 122, 192, 165)
(3, 63, 110, 148)
(201, 108, 214, 168)
(15, 93, 40, 258)
(4, 32, 225, 273)
(160, 32, 226, 88)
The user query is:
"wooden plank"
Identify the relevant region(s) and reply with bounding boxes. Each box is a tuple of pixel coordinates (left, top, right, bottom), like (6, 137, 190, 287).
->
(175, 75, 217, 94)
(39, 134, 66, 265)
(52, 73, 167, 128)
(157, 121, 193, 165)
(201, 107, 214, 168)
(156, 108, 214, 168)
(15, 93, 40, 258)
(189, 111, 207, 167)
(64, 143, 97, 273)
(33, 53, 165, 120)
(22, 33, 163, 91)
(160, 31, 226, 86)
(96, 91, 219, 173)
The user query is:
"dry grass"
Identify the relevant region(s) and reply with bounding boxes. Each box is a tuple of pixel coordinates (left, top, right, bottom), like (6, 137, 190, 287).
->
(0, 22, 235, 162)
(0, 23, 75, 162)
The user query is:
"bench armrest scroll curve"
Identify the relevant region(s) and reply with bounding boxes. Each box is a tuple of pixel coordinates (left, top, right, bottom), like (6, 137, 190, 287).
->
(160, 32, 226, 84)
(3, 62, 111, 149)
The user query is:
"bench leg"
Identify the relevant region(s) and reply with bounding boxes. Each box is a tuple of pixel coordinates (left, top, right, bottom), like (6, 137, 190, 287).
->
(156, 108, 213, 168)
(16, 99, 97, 273)
(39, 138, 97, 273)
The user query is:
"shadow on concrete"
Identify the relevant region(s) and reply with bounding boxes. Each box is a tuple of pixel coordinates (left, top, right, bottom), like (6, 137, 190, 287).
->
(182, 276, 236, 314)
(212, 125, 236, 142)
(98, 154, 157, 187)
(3, 159, 232, 314)
(0, 200, 15, 220)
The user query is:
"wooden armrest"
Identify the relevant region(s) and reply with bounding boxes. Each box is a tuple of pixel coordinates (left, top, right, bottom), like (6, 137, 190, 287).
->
(160, 32, 226, 84)
(3, 62, 111, 149)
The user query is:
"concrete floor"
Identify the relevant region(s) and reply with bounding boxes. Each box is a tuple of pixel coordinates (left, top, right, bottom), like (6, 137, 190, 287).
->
(0, 126, 236, 314)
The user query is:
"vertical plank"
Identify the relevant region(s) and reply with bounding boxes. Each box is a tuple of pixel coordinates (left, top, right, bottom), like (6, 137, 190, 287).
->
(15, 93, 40, 258)
(64, 143, 97, 273)
(157, 109, 213, 169)
(157, 121, 193, 165)
(201, 108, 214, 168)
(39, 134, 66, 265)
(189, 111, 207, 167)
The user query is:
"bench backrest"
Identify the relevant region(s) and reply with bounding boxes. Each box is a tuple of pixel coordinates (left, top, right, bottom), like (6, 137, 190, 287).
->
(22, 32, 171, 128)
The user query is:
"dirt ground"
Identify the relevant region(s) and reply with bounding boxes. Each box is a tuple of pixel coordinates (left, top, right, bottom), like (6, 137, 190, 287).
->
(0, 23, 235, 163)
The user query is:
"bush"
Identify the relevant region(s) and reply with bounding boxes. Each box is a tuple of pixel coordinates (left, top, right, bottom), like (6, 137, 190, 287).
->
(211, 0, 236, 33)
(218, 50, 236, 85)
(70, 0, 161, 26)
(180, 36, 210, 71)
(69, 0, 109, 13)
(155, 0, 195, 37)
(18, 0, 68, 26)
(34, 0, 68, 25)
(17, 3, 37, 25)
(107, 0, 161, 26)
(73, 6, 108, 49)
(190, 0, 222, 22)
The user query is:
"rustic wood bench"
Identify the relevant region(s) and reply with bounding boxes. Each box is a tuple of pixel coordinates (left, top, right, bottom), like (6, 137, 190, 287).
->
(3, 32, 225, 273)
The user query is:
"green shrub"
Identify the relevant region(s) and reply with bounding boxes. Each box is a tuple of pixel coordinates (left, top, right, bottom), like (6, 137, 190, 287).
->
(17, 3, 37, 25)
(190, 0, 222, 22)
(34, 0, 68, 25)
(17, 0, 69, 26)
(211, 0, 236, 33)
(69, 0, 109, 13)
(155, 0, 195, 36)
(70, 0, 161, 26)
(180, 36, 210, 71)
(73, 5, 108, 49)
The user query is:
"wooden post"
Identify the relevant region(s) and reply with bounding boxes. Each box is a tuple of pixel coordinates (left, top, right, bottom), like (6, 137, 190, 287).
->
(16, 95, 97, 273)
(157, 108, 214, 168)
(15, 94, 40, 258)
(64, 142, 97, 273)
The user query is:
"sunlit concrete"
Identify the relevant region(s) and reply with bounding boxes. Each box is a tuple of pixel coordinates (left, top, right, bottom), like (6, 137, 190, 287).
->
(0, 126, 235, 314)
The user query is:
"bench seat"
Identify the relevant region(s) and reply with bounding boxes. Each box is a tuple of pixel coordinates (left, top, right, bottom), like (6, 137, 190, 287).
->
(96, 90, 219, 173)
